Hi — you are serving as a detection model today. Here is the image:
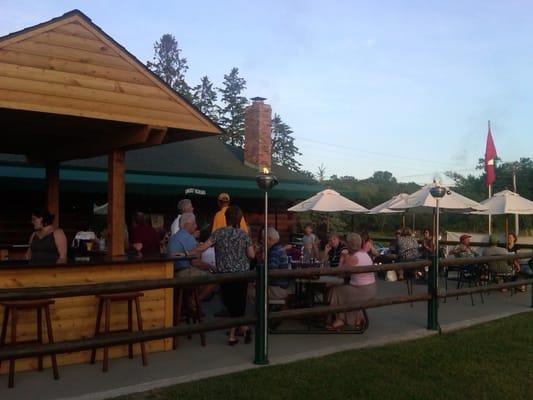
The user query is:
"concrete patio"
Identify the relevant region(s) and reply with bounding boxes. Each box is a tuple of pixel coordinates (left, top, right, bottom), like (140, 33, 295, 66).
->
(1, 279, 531, 400)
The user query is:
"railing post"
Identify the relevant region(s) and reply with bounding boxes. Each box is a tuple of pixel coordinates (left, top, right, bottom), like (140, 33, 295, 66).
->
(427, 200, 441, 331)
(427, 253, 439, 330)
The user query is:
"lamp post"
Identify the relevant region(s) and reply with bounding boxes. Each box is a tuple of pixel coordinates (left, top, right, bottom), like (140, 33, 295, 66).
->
(254, 168, 278, 365)
(428, 184, 446, 331)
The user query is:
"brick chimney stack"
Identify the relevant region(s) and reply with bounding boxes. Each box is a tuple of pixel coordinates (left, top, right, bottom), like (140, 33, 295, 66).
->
(244, 97, 272, 170)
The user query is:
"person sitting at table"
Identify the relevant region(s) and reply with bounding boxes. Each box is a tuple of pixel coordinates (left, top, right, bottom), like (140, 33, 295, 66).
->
(397, 227, 420, 280)
(483, 234, 514, 285)
(420, 228, 434, 259)
(323, 232, 348, 267)
(27, 208, 67, 263)
(251, 227, 291, 305)
(167, 213, 215, 303)
(361, 231, 380, 261)
(328, 233, 376, 330)
(131, 212, 161, 255)
(449, 234, 477, 258)
(507, 233, 532, 292)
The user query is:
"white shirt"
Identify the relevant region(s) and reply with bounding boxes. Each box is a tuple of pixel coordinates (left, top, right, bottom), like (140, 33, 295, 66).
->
(170, 215, 181, 235)
(201, 247, 216, 268)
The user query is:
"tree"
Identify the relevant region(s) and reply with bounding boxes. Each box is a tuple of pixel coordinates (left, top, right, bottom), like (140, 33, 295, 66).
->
(147, 34, 191, 100)
(192, 76, 219, 122)
(218, 68, 248, 146)
(316, 163, 326, 182)
(271, 114, 302, 171)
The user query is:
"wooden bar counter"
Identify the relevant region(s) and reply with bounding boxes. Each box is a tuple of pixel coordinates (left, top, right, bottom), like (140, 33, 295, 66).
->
(0, 256, 175, 374)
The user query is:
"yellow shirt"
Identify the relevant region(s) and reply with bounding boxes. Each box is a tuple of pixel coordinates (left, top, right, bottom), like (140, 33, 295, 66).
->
(211, 206, 249, 233)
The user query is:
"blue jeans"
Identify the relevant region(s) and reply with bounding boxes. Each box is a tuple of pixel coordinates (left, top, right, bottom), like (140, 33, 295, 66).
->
(520, 262, 533, 276)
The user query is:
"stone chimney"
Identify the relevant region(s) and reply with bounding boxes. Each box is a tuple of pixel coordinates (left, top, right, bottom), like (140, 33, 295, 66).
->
(244, 97, 272, 170)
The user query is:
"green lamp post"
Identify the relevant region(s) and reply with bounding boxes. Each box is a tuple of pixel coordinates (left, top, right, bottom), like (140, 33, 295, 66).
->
(254, 168, 278, 365)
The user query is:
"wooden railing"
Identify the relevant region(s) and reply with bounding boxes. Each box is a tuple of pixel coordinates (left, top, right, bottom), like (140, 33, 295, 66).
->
(0, 252, 532, 365)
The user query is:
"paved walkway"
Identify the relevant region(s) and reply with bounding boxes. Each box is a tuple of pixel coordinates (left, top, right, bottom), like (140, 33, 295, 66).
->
(1, 280, 531, 400)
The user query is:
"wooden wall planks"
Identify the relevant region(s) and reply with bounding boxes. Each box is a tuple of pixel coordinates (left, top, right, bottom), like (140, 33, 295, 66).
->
(0, 261, 174, 374)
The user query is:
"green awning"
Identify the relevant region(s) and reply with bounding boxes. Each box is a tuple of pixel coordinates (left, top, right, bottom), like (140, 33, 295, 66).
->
(0, 164, 322, 200)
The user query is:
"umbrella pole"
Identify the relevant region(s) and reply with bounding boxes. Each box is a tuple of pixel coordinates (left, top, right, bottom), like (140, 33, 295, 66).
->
(401, 213, 406, 228)
(505, 215, 509, 247)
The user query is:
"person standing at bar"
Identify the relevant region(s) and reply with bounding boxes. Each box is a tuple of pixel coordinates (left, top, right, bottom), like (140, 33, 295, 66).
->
(27, 208, 67, 262)
(170, 199, 194, 235)
(131, 212, 160, 255)
(211, 193, 248, 233)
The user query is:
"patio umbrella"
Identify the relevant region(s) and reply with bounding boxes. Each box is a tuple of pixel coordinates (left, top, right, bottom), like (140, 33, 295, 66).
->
(390, 184, 487, 214)
(368, 193, 409, 214)
(472, 190, 533, 241)
(288, 189, 368, 232)
(288, 189, 368, 213)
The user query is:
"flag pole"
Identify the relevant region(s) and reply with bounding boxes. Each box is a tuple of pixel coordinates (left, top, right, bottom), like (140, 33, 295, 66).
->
(488, 184, 492, 234)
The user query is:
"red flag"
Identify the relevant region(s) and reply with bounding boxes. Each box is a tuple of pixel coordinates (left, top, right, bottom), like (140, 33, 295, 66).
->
(484, 122, 497, 187)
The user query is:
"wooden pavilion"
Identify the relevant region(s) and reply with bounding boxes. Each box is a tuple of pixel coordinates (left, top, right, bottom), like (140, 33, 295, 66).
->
(0, 9, 222, 256)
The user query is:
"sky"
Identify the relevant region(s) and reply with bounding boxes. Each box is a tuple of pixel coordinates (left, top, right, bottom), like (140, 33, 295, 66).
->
(1, 0, 532, 185)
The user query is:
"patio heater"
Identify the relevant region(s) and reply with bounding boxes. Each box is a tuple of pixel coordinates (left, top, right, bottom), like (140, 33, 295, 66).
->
(428, 184, 447, 330)
(254, 168, 278, 365)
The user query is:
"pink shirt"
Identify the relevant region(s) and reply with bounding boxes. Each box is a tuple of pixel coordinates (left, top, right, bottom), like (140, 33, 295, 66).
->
(348, 250, 376, 286)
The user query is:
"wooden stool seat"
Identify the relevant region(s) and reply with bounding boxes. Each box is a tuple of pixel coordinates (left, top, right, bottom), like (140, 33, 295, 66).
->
(0, 299, 59, 388)
(0, 299, 55, 308)
(90, 292, 147, 372)
(97, 292, 143, 301)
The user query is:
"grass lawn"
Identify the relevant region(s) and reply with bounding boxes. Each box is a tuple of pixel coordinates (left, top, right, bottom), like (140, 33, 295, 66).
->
(116, 312, 533, 400)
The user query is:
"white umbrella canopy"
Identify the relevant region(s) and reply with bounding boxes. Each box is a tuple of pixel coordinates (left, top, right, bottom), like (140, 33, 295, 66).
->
(473, 190, 533, 215)
(368, 193, 409, 214)
(287, 189, 368, 213)
(390, 184, 488, 213)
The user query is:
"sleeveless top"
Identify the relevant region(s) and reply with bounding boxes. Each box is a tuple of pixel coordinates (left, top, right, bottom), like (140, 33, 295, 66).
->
(31, 232, 59, 262)
(348, 250, 376, 287)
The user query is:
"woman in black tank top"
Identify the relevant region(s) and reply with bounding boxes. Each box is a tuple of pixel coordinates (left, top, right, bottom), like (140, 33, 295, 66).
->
(28, 208, 67, 262)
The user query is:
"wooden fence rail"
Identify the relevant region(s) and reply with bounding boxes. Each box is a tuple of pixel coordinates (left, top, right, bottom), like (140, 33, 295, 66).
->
(0, 253, 532, 365)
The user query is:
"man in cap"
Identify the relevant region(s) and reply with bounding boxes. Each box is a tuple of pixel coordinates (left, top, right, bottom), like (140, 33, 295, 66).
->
(450, 234, 477, 258)
(211, 193, 248, 233)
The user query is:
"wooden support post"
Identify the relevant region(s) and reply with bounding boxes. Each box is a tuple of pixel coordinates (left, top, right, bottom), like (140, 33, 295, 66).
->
(45, 162, 59, 227)
(108, 150, 125, 256)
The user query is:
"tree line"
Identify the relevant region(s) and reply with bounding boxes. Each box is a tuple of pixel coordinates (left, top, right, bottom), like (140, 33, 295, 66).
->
(146, 34, 302, 172)
(298, 160, 533, 237)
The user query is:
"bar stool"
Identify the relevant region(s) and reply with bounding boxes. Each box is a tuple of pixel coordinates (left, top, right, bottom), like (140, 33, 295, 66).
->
(0, 299, 59, 388)
(173, 288, 206, 349)
(90, 292, 147, 372)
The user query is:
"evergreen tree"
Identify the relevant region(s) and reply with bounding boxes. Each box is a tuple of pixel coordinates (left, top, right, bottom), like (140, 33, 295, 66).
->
(192, 76, 219, 122)
(218, 68, 248, 146)
(271, 114, 302, 171)
(147, 34, 192, 100)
